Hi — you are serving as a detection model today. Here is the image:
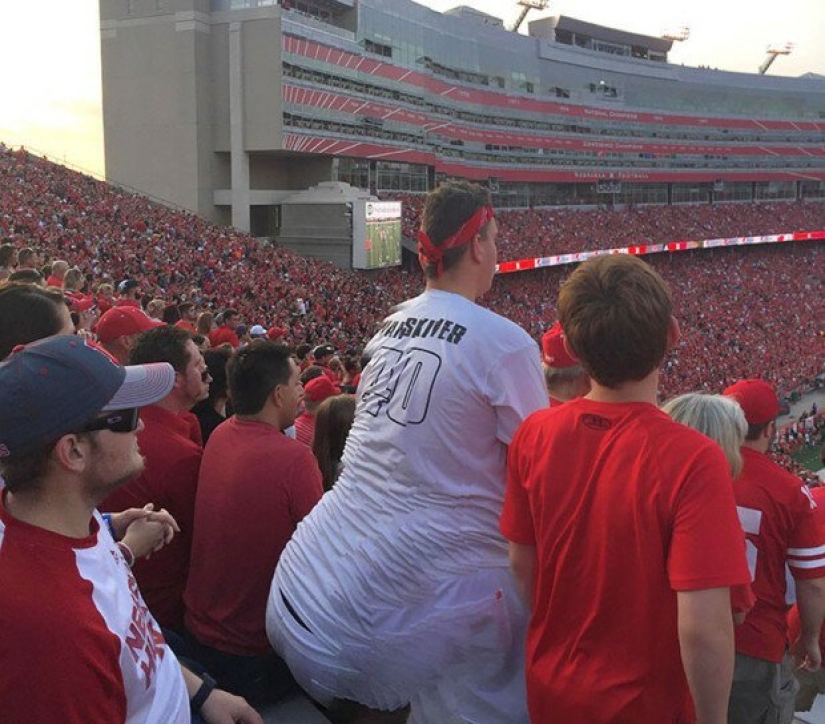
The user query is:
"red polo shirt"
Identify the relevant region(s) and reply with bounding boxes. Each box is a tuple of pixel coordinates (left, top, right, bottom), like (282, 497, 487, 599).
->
(101, 405, 203, 630)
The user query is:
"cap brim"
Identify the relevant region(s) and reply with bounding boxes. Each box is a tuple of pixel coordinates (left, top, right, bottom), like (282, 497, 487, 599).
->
(102, 362, 175, 411)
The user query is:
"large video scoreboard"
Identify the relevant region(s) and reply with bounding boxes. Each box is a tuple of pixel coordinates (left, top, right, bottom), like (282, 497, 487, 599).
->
(352, 200, 402, 270)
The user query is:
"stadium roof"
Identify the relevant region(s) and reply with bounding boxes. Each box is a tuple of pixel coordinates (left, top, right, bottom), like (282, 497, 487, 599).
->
(530, 15, 673, 54)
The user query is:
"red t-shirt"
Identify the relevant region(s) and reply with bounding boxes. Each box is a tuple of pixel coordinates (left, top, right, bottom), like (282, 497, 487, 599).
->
(734, 447, 825, 662)
(788, 486, 825, 651)
(184, 417, 323, 655)
(101, 405, 203, 630)
(0, 497, 188, 723)
(502, 399, 750, 724)
(208, 326, 239, 349)
(293, 412, 315, 448)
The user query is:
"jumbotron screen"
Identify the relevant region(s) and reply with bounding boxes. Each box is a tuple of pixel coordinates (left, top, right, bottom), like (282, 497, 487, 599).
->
(352, 201, 402, 270)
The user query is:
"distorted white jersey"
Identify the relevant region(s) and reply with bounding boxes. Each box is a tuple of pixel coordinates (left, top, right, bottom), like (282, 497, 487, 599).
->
(268, 290, 546, 698)
(0, 497, 189, 723)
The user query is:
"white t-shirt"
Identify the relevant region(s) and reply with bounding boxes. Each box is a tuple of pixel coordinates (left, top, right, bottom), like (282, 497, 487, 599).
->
(269, 289, 546, 700)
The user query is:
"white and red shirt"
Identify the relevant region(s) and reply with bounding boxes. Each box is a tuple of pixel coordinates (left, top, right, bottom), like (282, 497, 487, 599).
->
(502, 399, 750, 724)
(734, 446, 825, 662)
(0, 494, 188, 723)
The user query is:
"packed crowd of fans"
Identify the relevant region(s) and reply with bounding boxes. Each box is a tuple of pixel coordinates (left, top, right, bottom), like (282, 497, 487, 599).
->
(1, 142, 823, 414)
(386, 191, 825, 260)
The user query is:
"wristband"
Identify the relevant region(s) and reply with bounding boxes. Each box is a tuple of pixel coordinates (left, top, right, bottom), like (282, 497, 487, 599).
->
(117, 542, 135, 568)
(101, 513, 118, 540)
(190, 672, 216, 713)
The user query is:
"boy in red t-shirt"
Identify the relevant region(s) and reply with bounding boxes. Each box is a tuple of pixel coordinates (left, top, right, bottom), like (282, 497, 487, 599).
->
(502, 255, 750, 724)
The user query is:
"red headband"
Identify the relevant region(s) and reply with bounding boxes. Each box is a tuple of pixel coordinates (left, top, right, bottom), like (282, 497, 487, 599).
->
(417, 205, 495, 277)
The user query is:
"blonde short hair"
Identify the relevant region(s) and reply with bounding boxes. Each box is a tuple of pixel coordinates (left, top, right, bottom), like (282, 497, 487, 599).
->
(662, 393, 747, 477)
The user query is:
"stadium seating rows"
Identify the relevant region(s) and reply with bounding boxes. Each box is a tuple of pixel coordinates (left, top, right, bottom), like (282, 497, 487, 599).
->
(1, 145, 823, 405)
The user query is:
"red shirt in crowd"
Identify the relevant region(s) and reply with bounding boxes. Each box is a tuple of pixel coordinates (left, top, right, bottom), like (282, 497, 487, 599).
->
(502, 399, 750, 724)
(788, 485, 825, 652)
(184, 417, 322, 655)
(734, 447, 825, 662)
(208, 326, 239, 349)
(101, 404, 203, 630)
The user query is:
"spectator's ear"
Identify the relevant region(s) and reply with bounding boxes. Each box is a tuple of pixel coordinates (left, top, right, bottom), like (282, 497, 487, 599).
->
(666, 316, 681, 351)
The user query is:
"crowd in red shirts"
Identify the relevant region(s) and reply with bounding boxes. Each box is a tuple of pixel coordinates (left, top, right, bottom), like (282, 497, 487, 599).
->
(386, 191, 825, 260)
(1, 144, 823, 409)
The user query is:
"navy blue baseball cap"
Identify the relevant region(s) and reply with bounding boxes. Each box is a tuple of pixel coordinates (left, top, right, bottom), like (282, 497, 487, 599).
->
(0, 335, 175, 458)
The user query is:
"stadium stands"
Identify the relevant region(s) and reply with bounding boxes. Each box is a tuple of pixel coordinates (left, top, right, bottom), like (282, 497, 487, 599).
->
(1, 144, 822, 406)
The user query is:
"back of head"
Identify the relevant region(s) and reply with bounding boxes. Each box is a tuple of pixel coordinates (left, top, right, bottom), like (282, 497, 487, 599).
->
(63, 268, 85, 292)
(0, 243, 16, 268)
(202, 346, 233, 404)
(313, 394, 356, 491)
(420, 181, 491, 279)
(129, 324, 193, 372)
(722, 379, 779, 442)
(663, 393, 747, 477)
(558, 255, 672, 389)
(227, 340, 293, 415)
(0, 282, 69, 360)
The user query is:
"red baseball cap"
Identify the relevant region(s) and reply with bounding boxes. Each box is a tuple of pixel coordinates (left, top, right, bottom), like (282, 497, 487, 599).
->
(541, 322, 577, 368)
(304, 375, 340, 403)
(96, 306, 163, 344)
(723, 379, 779, 426)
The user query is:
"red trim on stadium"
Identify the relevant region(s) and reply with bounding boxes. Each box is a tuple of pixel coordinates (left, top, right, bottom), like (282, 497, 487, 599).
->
(282, 133, 825, 183)
(283, 35, 824, 133)
(283, 84, 825, 158)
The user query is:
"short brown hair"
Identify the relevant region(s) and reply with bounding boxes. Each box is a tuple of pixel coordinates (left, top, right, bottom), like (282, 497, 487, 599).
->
(558, 255, 672, 389)
(420, 181, 491, 279)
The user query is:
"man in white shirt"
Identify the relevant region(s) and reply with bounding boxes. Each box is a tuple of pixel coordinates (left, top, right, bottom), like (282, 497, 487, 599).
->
(267, 181, 547, 723)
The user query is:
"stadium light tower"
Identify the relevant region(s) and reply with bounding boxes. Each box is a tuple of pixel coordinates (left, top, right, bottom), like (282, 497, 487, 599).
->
(759, 42, 794, 75)
(509, 0, 549, 33)
(661, 26, 690, 43)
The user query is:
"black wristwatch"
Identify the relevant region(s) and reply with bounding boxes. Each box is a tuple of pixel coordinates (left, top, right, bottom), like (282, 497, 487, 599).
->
(190, 672, 216, 713)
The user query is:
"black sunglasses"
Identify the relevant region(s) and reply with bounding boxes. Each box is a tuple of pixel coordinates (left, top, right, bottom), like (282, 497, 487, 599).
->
(79, 408, 140, 434)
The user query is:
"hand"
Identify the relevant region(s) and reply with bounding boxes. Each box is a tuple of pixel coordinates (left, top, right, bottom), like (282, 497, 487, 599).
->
(120, 517, 169, 560)
(200, 688, 264, 724)
(112, 503, 180, 549)
(792, 634, 822, 672)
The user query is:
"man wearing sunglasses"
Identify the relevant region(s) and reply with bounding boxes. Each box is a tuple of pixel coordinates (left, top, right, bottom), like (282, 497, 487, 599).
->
(0, 335, 262, 724)
(101, 325, 211, 632)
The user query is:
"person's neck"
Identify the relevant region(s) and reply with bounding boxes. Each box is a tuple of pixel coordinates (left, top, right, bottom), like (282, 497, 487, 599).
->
(152, 395, 188, 416)
(585, 372, 660, 406)
(741, 438, 769, 454)
(4, 486, 95, 539)
(235, 408, 285, 431)
(425, 275, 478, 302)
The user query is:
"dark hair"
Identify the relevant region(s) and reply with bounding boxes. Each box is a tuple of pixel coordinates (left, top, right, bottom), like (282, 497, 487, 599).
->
(295, 343, 312, 360)
(0, 282, 69, 360)
(745, 421, 769, 442)
(0, 440, 59, 492)
(420, 181, 491, 279)
(17, 248, 37, 266)
(300, 365, 325, 386)
(222, 309, 238, 323)
(0, 244, 16, 267)
(227, 341, 293, 415)
(558, 255, 672, 389)
(313, 394, 356, 491)
(129, 325, 193, 372)
(203, 346, 233, 404)
(162, 305, 181, 325)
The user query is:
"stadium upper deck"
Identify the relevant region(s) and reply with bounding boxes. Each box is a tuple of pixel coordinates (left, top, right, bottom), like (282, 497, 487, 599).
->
(99, 0, 825, 233)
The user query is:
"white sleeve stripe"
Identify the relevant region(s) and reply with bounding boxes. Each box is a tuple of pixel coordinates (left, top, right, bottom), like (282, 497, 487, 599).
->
(788, 544, 825, 557)
(787, 558, 825, 569)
